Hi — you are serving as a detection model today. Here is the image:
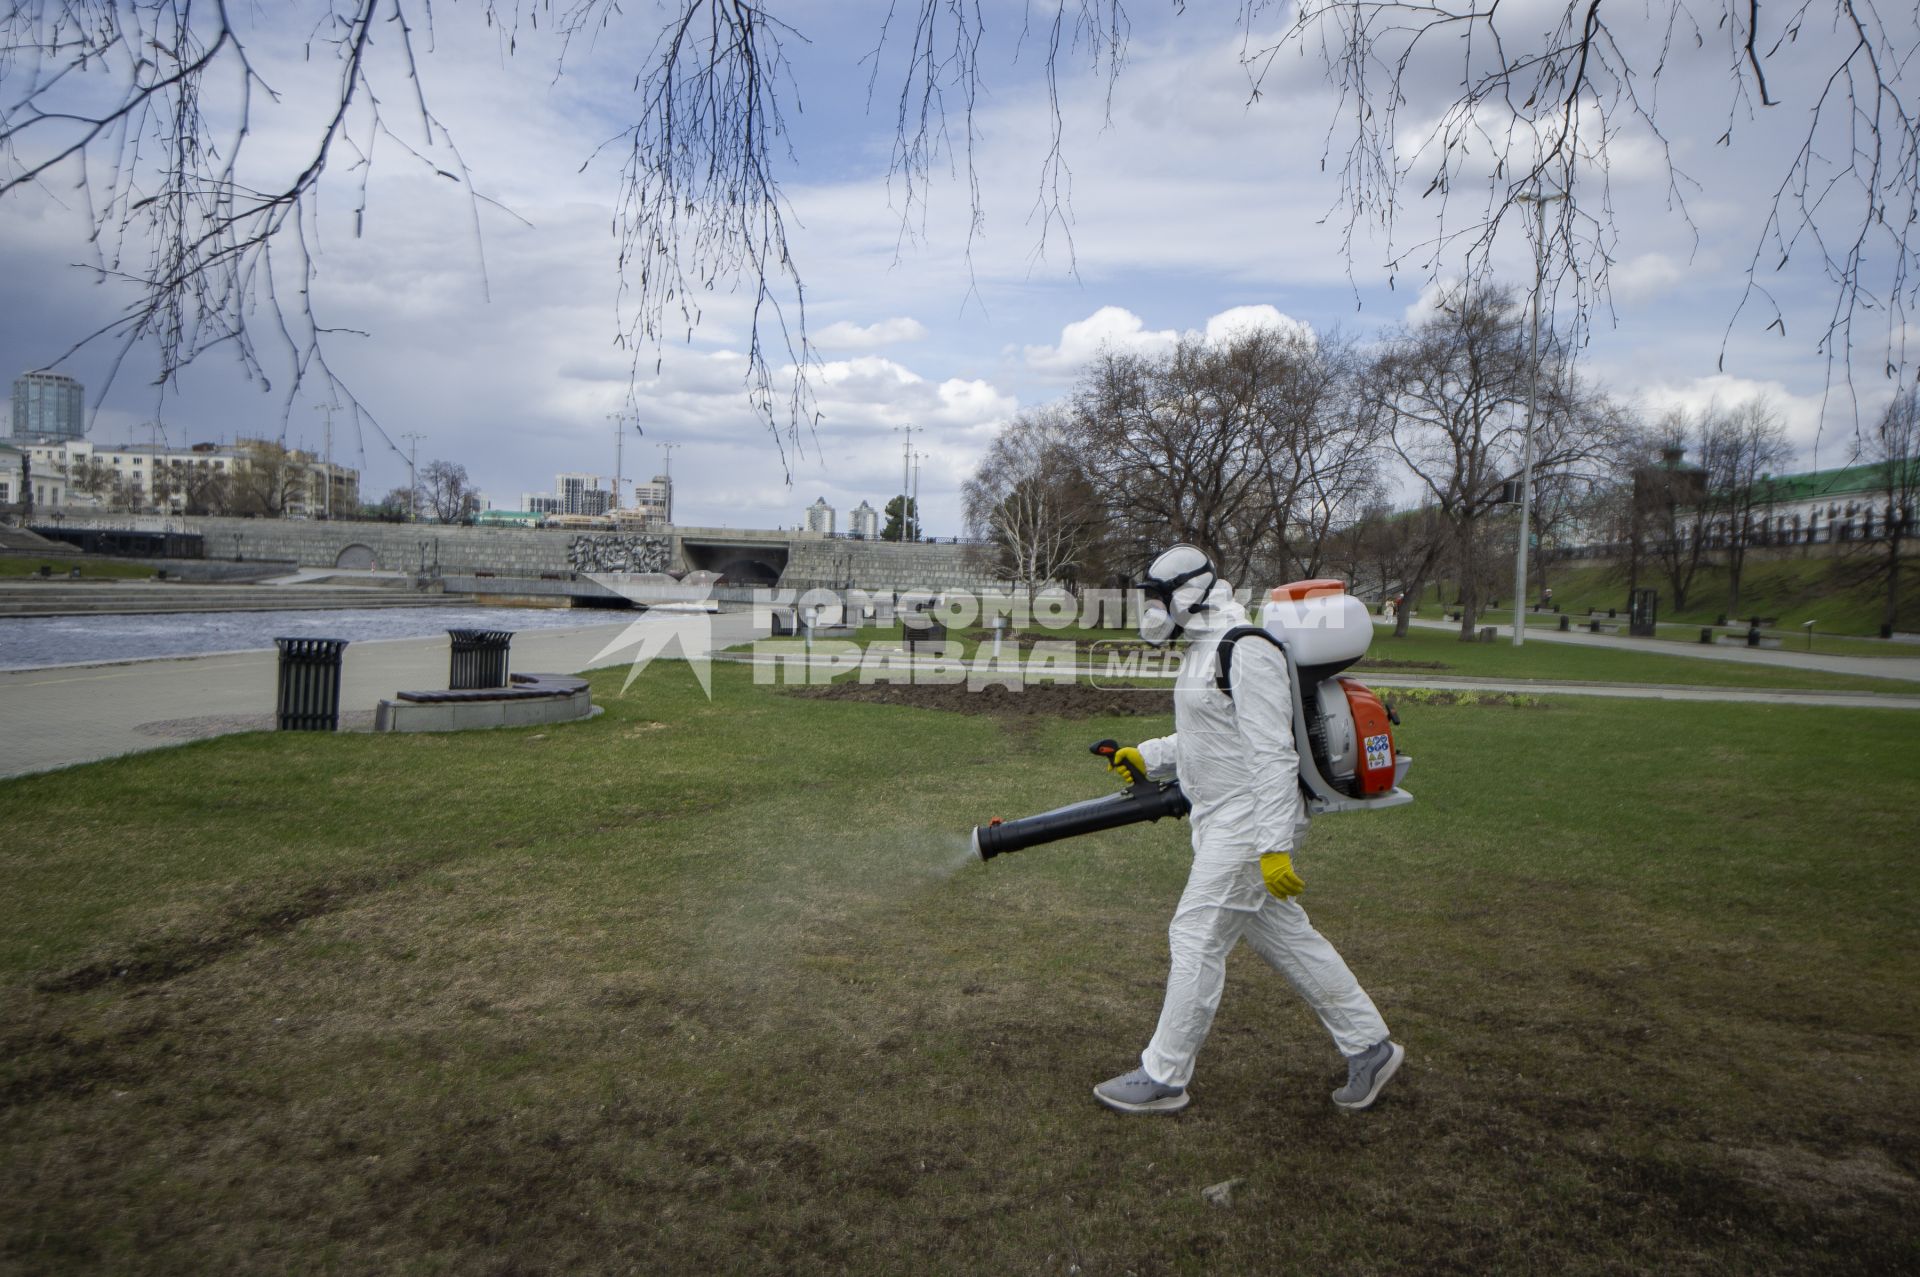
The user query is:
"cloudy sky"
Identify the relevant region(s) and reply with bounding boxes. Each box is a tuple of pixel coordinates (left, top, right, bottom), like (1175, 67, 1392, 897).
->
(2, 2, 1910, 534)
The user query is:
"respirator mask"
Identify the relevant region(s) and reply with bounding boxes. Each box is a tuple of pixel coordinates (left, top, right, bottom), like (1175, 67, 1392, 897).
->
(1138, 545, 1218, 646)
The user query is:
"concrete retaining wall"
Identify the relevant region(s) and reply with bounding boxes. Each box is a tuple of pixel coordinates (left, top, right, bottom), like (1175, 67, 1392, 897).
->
(48, 514, 1017, 593)
(782, 539, 1016, 593)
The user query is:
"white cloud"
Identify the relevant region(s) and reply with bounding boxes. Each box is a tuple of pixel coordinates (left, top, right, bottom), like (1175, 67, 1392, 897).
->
(1633, 374, 1834, 458)
(1023, 306, 1180, 374)
(812, 317, 929, 350)
(1610, 252, 1687, 303)
(1203, 305, 1313, 347)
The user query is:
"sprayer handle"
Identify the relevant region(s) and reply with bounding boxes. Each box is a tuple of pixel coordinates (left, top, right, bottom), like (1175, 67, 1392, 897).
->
(1090, 739, 1147, 785)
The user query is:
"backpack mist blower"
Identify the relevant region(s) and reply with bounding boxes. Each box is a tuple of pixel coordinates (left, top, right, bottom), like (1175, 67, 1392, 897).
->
(971, 580, 1413, 862)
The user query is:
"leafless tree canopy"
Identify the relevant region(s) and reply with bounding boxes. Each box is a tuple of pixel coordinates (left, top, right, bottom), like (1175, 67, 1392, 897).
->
(1263, 1, 1919, 400)
(961, 405, 1099, 592)
(1066, 323, 1385, 589)
(1, 2, 1913, 460)
(1365, 284, 1625, 633)
(420, 456, 476, 523)
(1864, 384, 1919, 633)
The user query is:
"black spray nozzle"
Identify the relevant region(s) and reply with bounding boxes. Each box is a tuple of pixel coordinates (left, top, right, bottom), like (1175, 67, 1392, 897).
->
(972, 781, 1192, 861)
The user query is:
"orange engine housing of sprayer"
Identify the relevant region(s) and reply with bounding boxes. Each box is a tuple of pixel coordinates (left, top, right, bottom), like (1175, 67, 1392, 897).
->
(1335, 677, 1397, 796)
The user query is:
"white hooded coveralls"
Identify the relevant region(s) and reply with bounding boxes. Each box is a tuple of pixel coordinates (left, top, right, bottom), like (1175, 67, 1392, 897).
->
(1134, 587, 1389, 1088)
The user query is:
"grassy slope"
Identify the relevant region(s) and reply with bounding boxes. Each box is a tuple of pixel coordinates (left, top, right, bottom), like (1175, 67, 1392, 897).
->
(1529, 552, 1920, 637)
(2, 666, 1916, 1273)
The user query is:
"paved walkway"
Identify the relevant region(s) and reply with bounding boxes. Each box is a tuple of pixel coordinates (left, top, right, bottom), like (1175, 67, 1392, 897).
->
(1, 611, 759, 779)
(1396, 617, 1920, 683)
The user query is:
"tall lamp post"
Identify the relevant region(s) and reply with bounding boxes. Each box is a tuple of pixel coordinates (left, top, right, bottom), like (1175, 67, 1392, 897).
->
(659, 440, 680, 527)
(400, 432, 425, 523)
(895, 423, 916, 541)
(1512, 183, 1566, 647)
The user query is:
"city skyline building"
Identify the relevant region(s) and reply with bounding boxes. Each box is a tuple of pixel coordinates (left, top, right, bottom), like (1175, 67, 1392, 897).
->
(12, 371, 84, 443)
(805, 496, 835, 535)
(848, 499, 879, 539)
(19, 437, 357, 516)
(556, 472, 614, 518)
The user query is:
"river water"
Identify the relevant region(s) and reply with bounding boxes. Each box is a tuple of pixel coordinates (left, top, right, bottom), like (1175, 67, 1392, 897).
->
(0, 606, 638, 671)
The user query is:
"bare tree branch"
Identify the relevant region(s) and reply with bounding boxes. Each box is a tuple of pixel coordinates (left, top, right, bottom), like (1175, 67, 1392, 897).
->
(1260, 2, 1919, 420)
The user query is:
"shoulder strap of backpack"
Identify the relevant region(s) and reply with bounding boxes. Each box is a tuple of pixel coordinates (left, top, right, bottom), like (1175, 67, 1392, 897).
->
(1212, 625, 1286, 698)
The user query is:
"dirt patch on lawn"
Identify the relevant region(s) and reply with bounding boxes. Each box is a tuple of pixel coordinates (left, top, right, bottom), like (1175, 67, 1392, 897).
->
(784, 681, 1171, 718)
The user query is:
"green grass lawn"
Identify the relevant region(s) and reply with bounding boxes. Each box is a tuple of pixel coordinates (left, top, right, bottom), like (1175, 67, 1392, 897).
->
(0, 555, 156, 580)
(1523, 552, 1919, 637)
(2, 666, 1916, 1273)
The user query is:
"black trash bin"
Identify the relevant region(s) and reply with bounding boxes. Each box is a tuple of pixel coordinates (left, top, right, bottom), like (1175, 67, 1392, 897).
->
(448, 629, 514, 689)
(907, 621, 949, 652)
(275, 638, 349, 731)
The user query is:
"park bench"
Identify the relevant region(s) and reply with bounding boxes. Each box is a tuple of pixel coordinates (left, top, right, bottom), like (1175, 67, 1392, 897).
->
(375, 672, 594, 732)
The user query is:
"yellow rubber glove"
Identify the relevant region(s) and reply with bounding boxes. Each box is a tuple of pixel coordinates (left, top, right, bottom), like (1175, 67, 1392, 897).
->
(1107, 746, 1149, 787)
(1260, 852, 1305, 899)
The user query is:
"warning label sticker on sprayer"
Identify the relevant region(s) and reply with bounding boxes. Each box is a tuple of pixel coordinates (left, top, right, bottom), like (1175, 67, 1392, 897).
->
(1364, 734, 1391, 772)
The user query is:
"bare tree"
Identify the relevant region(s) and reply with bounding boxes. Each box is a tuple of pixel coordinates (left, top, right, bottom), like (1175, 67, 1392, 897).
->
(963, 407, 1098, 598)
(1263, 2, 1920, 407)
(1642, 413, 1721, 613)
(1366, 285, 1617, 638)
(368, 485, 416, 523)
(1524, 466, 1592, 602)
(58, 456, 123, 511)
(1071, 325, 1383, 586)
(1327, 500, 1449, 624)
(1071, 343, 1264, 583)
(420, 458, 476, 524)
(229, 441, 307, 518)
(1238, 330, 1385, 583)
(1863, 384, 1920, 637)
(160, 459, 234, 517)
(1718, 399, 1795, 616)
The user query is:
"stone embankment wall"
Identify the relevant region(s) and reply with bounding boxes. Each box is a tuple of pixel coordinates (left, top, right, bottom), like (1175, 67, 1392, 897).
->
(181, 516, 591, 576)
(781, 539, 1016, 593)
(56, 515, 1016, 593)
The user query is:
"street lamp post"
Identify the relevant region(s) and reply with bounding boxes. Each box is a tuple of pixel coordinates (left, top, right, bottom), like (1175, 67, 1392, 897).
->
(659, 441, 680, 527)
(1512, 185, 1566, 647)
(895, 423, 916, 541)
(400, 432, 424, 523)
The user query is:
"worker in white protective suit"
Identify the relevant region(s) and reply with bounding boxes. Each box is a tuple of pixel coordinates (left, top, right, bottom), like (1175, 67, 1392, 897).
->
(1092, 544, 1404, 1115)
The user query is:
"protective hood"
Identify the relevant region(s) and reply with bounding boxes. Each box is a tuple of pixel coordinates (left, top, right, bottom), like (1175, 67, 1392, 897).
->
(1139, 545, 1226, 646)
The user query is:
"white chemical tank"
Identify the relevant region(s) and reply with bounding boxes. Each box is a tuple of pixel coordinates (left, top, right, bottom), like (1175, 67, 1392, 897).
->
(1259, 578, 1373, 668)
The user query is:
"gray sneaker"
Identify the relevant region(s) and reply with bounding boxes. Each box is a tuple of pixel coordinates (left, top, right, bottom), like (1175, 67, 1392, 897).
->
(1332, 1039, 1404, 1111)
(1093, 1067, 1190, 1114)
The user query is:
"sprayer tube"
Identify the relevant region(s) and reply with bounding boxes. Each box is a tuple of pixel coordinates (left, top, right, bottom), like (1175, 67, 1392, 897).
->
(973, 782, 1192, 860)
